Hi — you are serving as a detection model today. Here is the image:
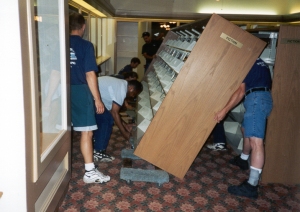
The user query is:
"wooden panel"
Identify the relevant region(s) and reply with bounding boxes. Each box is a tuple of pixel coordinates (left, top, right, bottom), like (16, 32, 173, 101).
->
(262, 26, 300, 184)
(134, 14, 266, 179)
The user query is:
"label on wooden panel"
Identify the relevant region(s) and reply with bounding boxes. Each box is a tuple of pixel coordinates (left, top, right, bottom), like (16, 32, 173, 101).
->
(220, 33, 243, 48)
(281, 38, 300, 44)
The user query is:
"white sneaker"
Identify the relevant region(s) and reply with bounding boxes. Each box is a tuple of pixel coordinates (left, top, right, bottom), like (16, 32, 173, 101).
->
(95, 169, 111, 182)
(206, 143, 227, 151)
(83, 168, 110, 183)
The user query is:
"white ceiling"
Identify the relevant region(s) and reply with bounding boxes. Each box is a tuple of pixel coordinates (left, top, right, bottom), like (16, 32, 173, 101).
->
(89, 0, 300, 22)
(110, 0, 293, 15)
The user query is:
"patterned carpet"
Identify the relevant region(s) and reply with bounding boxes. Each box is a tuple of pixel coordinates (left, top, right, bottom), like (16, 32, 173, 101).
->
(59, 128, 300, 212)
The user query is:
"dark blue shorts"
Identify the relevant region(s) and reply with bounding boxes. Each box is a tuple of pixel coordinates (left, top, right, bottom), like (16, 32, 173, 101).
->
(71, 84, 97, 131)
(242, 91, 273, 139)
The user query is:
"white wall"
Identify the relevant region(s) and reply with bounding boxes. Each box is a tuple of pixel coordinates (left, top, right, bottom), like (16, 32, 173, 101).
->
(0, 0, 27, 211)
(116, 21, 139, 72)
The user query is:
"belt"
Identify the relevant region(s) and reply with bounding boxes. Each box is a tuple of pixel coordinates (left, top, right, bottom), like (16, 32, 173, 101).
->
(245, 87, 270, 96)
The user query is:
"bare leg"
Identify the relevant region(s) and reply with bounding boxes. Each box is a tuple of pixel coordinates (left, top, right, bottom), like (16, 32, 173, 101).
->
(249, 137, 264, 169)
(241, 127, 251, 155)
(80, 131, 94, 164)
(228, 135, 263, 198)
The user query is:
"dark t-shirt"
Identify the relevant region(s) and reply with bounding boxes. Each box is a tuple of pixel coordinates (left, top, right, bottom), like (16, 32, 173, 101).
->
(243, 58, 272, 91)
(118, 64, 132, 75)
(142, 40, 160, 64)
(70, 35, 98, 85)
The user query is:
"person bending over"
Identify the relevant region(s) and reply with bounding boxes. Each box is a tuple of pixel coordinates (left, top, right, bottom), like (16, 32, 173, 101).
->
(93, 76, 143, 162)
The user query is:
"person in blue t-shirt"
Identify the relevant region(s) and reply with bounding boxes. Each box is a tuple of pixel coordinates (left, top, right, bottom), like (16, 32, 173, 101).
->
(111, 57, 140, 80)
(69, 13, 110, 184)
(119, 57, 141, 75)
(214, 58, 273, 199)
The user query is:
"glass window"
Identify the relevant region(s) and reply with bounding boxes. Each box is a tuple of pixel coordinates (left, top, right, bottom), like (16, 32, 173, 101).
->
(90, 15, 97, 57)
(97, 18, 102, 57)
(34, 0, 66, 158)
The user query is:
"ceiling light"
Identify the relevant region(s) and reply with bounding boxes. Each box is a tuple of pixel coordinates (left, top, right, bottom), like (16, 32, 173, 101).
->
(160, 24, 170, 28)
(199, 7, 277, 15)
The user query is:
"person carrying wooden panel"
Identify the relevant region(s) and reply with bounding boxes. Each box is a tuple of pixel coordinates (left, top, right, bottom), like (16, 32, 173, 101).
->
(214, 58, 273, 199)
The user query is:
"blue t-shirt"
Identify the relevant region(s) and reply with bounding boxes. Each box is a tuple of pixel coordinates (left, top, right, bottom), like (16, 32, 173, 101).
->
(243, 58, 272, 91)
(70, 35, 98, 85)
(118, 65, 132, 75)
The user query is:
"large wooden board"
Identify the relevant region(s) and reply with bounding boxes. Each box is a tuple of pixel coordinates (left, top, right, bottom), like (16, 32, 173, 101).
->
(134, 14, 266, 179)
(262, 26, 300, 184)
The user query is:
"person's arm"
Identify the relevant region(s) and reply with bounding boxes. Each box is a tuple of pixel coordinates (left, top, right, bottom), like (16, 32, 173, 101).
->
(142, 45, 156, 60)
(86, 71, 104, 114)
(214, 83, 246, 123)
(110, 102, 131, 140)
(142, 52, 155, 60)
(124, 99, 135, 110)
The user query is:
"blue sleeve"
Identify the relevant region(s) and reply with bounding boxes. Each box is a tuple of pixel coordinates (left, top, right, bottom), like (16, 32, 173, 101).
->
(119, 65, 132, 74)
(84, 43, 98, 73)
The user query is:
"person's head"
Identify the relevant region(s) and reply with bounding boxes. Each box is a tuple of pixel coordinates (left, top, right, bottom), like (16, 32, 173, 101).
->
(127, 80, 143, 98)
(123, 72, 139, 81)
(69, 13, 86, 36)
(130, 57, 141, 69)
(142, 32, 151, 44)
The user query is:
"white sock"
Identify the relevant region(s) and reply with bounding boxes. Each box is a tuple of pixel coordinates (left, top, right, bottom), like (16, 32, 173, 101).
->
(250, 166, 262, 174)
(85, 163, 95, 171)
(248, 166, 262, 186)
(240, 153, 249, 160)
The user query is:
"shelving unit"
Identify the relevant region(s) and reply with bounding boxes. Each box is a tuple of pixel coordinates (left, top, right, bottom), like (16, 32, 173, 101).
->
(133, 14, 267, 179)
(133, 20, 207, 148)
(262, 25, 300, 184)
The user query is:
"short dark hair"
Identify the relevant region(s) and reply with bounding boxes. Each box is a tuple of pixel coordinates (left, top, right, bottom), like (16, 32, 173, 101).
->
(142, 32, 150, 37)
(69, 13, 85, 31)
(128, 80, 143, 93)
(131, 57, 141, 64)
(123, 72, 139, 79)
